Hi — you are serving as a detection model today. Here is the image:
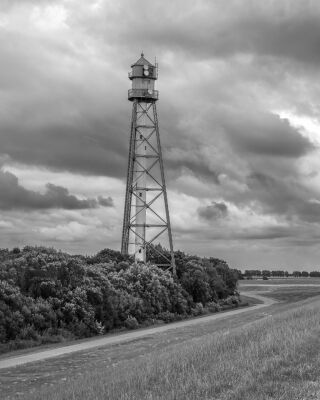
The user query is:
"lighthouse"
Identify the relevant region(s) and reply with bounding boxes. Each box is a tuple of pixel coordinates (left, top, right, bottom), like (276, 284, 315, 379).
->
(121, 53, 175, 274)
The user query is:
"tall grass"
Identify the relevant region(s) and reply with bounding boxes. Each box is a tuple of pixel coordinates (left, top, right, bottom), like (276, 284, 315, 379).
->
(24, 298, 320, 400)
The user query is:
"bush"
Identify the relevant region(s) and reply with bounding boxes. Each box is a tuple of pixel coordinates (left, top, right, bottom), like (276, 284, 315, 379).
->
(157, 311, 176, 323)
(219, 295, 239, 307)
(191, 302, 205, 316)
(124, 315, 139, 330)
(206, 301, 221, 312)
(17, 325, 39, 341)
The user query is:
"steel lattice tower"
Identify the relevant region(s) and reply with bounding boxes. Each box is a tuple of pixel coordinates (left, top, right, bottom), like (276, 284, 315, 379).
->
(121, 53, 176, 275)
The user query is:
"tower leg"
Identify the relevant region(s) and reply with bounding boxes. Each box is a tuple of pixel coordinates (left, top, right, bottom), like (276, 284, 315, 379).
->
(153, 103, 176, 276)
(121, 100, 137, 255)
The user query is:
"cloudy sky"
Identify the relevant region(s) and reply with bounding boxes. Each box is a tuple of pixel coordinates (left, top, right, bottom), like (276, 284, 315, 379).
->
(1, 0, 320, 270)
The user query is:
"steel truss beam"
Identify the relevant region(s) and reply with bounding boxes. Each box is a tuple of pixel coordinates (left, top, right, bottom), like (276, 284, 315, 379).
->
(121, 100, 176, 275)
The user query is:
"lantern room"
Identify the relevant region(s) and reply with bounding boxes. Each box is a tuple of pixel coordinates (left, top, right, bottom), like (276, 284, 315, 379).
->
(128, 52, 159, 102)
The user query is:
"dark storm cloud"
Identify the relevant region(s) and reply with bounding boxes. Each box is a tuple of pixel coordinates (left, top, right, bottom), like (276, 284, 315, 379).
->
(0, 170, 113, 210)
(175, 219, 294, 241)
(112, 1, 320, 66)
(0, 23, 130, 179)
(1, 0, 317, 183)
(221, 111, 314, 158)
(198, 202, 228, 221)
(247, 172, 320, 223)
(236, 226, 295, 241)
(1, 120, 128, 178)
(214, 12, 320, 65)
(166, 155, 220, 183)
(98, 196, 114, 207)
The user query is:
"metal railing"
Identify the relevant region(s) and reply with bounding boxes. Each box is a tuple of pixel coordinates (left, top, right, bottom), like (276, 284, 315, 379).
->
(128, 89, 159, 100)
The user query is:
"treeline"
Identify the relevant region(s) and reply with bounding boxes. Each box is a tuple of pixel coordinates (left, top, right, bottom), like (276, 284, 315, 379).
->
(0, 246, 239, 353)
(241, 269, 320, 279)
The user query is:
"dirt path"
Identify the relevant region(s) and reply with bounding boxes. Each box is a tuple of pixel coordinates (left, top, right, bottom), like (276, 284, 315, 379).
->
(0, 292, 275, 370)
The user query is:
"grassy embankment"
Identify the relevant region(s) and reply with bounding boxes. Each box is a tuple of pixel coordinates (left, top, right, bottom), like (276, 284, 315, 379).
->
(23, 296, 320, 400)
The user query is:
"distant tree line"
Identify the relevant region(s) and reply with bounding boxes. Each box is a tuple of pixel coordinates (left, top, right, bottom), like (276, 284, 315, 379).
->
(240, 269, 320, 279)
(0, 245, 240, 353)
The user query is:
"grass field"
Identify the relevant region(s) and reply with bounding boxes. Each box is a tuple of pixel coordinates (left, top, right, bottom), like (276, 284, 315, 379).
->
(2, 283, 320, 400)
(8, 296, 320, 400)
(240, 278, 320, 303)
(259, 286, 320, 303)
(20, 297, 320, 400)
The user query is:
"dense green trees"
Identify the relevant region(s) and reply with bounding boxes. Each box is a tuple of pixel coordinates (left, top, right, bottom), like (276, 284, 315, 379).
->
(0, 246, 239, 352)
